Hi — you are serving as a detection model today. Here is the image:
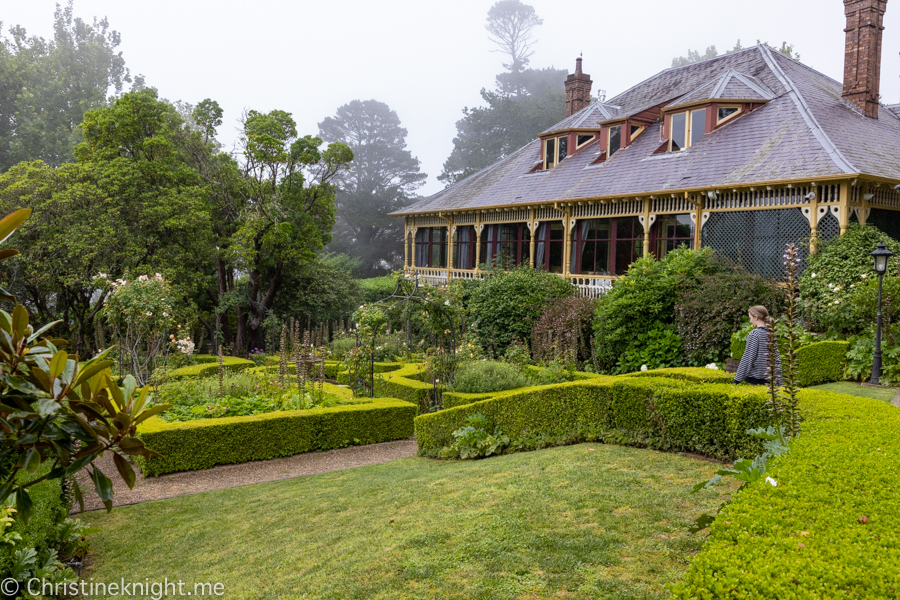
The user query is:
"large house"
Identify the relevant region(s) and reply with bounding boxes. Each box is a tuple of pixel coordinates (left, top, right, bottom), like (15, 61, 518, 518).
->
(392, 0, 900, 295)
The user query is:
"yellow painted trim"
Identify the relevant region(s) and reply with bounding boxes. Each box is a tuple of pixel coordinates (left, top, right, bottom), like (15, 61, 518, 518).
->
(716, 105, 742, 126)
(662, 98, 772, 113)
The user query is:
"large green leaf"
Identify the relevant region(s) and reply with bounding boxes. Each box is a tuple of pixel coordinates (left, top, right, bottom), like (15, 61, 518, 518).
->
(0, 208, 31, 245)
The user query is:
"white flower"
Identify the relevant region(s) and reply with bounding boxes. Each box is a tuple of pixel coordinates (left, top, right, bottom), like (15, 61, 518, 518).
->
(146, 312, 153, 316)
(834, 300, 840, 305)
(850, 284, 856, 289)
(833, 286, 840, 292)
(828, 283, 833, 289)
(138, 275, 149, 281)
(766, 477, 778, 487)
(444, 300, 450, 306)
(96, 272, 108, 279)
(155, 273, 162, 278)
(810, 272, 816, 278)
(162, 312, 168, 317)
(862, 274, 868, 279)
(705, 363, 719, 370)
(640, 365, 648, 371)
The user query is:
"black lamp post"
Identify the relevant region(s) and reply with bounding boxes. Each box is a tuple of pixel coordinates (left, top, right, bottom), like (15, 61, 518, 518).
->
(870, 242, 894, 384)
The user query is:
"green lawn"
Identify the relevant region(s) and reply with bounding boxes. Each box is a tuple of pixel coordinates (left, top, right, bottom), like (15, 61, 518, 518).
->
(84, 444, 737, 600)
(809, 381, 897, 402)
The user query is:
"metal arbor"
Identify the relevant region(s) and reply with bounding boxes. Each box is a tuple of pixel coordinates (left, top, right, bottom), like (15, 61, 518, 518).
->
(353, 276, 457, 412)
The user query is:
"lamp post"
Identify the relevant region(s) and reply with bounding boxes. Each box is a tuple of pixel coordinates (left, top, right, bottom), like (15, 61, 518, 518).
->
(870, 242, 894, 384)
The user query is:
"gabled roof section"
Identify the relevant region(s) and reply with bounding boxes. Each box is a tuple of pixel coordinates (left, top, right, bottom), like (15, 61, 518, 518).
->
(888, 104, 900, 119)
(540, 102, 620, 135)
(666, 69, 776, 109)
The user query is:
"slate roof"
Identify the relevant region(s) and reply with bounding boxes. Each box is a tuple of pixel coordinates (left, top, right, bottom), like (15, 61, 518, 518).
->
(666, 69, 776, 108)
(394, 45, 900, 216)
(540, 102, 620, 134)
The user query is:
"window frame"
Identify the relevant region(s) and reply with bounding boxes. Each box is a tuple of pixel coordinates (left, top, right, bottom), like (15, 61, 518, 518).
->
(576, 134, 596, 149)
(571, 216, 644, 277)
(629, 124, 646, 143)
(543, 135, 569, 169)
(414, 227, 448, 268)
(716, 105, 742, 126)
(652, 214, 695, 260)
(534, 221, 565, 273)
(669, 108, 708, 152)
(480, 223, 531, 270)
(608, 125, 622, 157)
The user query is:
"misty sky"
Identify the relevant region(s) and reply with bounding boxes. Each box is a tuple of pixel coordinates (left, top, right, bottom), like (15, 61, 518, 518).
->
(3, 0, 899, 197)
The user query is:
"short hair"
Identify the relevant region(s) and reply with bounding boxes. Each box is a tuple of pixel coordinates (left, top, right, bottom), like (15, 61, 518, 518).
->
(749, 305, 769, 320)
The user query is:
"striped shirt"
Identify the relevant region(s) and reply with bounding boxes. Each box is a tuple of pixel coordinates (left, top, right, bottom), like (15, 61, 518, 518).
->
(734, 327, 783, 385)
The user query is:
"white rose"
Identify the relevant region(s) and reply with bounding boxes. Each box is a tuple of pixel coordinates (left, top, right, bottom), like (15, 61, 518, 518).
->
(640, 365, 648, 371)
(811, 273, 816, 278)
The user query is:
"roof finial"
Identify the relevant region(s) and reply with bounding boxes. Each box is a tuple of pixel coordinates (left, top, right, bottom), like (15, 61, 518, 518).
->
(575, 55, 583, 74)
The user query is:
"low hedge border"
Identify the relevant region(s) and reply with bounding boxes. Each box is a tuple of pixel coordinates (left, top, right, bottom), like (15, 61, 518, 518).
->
(624, 367, 734, 384)
(136, 384, 416, 476)
(732, 340, 849, 386)
(415, 372, 773, 461)
(247, 361, 343, 380)
(671, 388, 900, 597)
(335, 362, 405, 385)
(166, 356, 255, 380)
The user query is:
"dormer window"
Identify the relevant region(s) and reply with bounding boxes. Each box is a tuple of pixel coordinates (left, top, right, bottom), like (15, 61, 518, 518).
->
(576, 134, 595, 147)
(670, 108, 707, 152)
(630, 125, 645, 142)
(608, 125, 622, 157)
(544, 135, 568, 169)
(717, 106, 740, 125)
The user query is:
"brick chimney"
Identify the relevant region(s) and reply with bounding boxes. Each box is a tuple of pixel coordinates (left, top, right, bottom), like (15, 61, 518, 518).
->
(843, 0, 888, 118)
(565, 57, 593, 117)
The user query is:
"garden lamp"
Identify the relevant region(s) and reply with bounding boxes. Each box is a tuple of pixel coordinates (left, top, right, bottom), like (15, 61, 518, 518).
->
(870, 242, 894, 384)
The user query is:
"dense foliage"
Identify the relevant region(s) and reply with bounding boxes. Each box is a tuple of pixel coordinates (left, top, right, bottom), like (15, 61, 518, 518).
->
(592, 248, 721, 371)
(675, 267, 780, 365)
(530, 296, 595, 366)
(450, 361, 532, 394)
(467, 266, 574, 355)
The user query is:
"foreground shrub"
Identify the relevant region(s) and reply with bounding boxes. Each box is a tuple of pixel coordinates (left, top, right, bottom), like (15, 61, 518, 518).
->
(593, 248, 721, 371)
(467, 266, 574, 356)
(800, 223, 900, 335)
(675, 268, 780, 365)
(671, 389, 900, 597)
(531, 296, 595, 366)
(732, 328, 849, 387)
(615, 323, 684, 374)
(440, 413, 509, 459)
(451, 361, 532, 394)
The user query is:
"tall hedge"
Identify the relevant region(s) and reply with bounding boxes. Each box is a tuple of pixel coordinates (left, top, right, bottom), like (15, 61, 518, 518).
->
(0, 467, 65, 576)
(731, 340, 849, 387)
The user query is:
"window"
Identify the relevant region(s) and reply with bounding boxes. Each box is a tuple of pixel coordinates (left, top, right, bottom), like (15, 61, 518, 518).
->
(653, 214, 694, 259)
(717, 106, 740, 124)
(608, 125, 622, 157)
(414, 227, 447, 268)
(544, 135, 568, 169)
(453, 226, 476, 270)
(406, 233, 412, 267)
(630, 124, 645, 142)
(571, 216, 644, 276)
(669, 108, 707, 151)
(480, 223, 531, 269)
(534, 222, 564, 273)
(576, 134, 595, 147)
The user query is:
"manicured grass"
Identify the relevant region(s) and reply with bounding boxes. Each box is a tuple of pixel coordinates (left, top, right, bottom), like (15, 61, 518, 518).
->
(809, 381, 897, 402)
(84, 444, 737, 599)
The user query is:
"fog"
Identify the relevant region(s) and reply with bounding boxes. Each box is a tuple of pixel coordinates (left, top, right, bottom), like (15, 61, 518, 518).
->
(3, 0, 899, 196)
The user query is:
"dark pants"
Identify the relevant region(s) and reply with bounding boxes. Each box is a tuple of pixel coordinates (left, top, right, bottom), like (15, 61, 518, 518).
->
(740, 376, 768, 386)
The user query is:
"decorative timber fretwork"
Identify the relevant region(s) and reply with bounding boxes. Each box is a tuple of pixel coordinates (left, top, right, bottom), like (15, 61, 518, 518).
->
(535, 206, 565, 220)
(481, 208, 530, 224)
(706, 187, 815, 210)
(869, 186, 900, 210)
(651, 196, 695, 214)
(571, 199, 644, 218)
(452, 212, 477, 225)
(412, 214, 448, 227)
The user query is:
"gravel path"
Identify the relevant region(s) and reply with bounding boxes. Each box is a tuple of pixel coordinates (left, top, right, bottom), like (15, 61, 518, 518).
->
(73, 439, 418, 513)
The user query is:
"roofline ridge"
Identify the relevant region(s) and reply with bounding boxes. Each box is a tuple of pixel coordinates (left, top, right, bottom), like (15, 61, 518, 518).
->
(757, 45, 856, 174)
(710, 72, 732, 99)
(728, 71, 776, 100)
(395, 141, 540, 214)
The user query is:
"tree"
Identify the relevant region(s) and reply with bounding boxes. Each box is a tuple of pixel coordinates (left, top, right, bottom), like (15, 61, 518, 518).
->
(439, 71, 566, 186)
(0, 1, 131, 171)
(485, 0, 543, 76)
(182, 104, 354, 353)
(0, 89, 209, 354)
(318, 100, 426, 277)
(671, 40, 798, 67)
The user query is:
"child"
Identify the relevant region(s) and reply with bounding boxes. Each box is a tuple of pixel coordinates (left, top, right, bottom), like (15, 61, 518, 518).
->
(733, 306, 782, 386)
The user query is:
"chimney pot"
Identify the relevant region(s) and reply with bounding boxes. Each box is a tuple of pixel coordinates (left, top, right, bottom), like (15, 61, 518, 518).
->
(842, 0, 888, 118)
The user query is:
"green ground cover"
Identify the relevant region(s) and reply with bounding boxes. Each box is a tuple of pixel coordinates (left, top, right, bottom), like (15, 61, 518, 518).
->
(808, 381, 896, 402)
(85, 445, 737, 600)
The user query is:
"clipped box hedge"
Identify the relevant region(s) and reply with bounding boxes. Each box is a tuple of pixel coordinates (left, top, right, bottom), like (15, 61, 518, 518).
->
(671, 388, 900, 597)
(415, 373, 773, 461)
(247, 361, 342, 380)
(732, 340, 849, 387)
(136, 386, 416, 476)
(166, 356, 255, 380)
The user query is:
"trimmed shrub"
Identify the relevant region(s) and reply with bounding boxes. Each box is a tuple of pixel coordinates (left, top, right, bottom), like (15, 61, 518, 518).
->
(624, 367, 734, 384)
(615, 323, 684, 374)
(358, 276, 398, 304)
(732, 338, 849, 386)
(450, 361, 531, 394)
(415, 372, 773, 461)
(166, 356, 255, 380)
(467, 266, 575, 356)
(372, 363, 435, 410)
(671, 388, 900, 597)
(442, 391, 496, 409)
(136, 391, 416, 476)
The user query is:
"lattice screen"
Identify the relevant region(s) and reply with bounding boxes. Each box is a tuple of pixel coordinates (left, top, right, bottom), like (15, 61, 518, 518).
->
(868, 209, 900, 242)
(702, 209, 810, 279)
(817, 211, 840, 242)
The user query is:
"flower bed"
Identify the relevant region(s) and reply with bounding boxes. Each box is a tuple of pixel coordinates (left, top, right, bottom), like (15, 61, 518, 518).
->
(671, 387, 900, 597)
(136, 383, 416, 476)
(415, 370, 775, 461)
